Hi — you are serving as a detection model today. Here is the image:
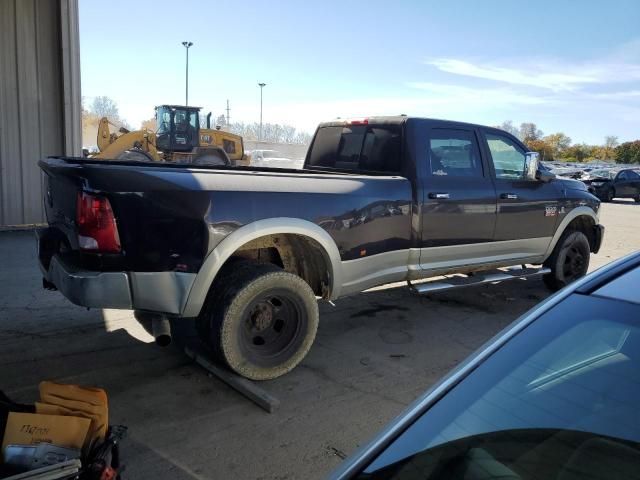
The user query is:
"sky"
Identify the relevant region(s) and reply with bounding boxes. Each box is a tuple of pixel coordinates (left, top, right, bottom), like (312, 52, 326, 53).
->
(79, 0, 640, 144)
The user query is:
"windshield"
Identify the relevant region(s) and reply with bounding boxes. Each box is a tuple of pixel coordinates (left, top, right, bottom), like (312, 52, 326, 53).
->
(591, 169, 616, 179)
(360, 293, 640, 479)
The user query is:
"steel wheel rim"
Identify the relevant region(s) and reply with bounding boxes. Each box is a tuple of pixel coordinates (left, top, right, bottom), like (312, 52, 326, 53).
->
(562, 246, 587, 281)
(240, 289, 304, 367)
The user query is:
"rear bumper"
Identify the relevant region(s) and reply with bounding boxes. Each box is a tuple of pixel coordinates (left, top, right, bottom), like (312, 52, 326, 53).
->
(41, 252, 196, 315)
(592, 224, 605, 254)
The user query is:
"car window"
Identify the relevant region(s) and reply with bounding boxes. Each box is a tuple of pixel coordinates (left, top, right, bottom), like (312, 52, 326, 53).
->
(628, 170, 639, 179)
(358, 294, 640, 479)
(429, 129, 483, 177)
(485, 132, 527, 180)
(618, 171, 628, 181)
(306, 125, 402, 174)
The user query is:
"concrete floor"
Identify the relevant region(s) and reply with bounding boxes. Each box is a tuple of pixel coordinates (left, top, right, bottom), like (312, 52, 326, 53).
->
(1, 201, 639, 479)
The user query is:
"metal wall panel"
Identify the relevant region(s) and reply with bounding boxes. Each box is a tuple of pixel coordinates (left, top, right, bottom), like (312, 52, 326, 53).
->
(0, 0, 80, 226)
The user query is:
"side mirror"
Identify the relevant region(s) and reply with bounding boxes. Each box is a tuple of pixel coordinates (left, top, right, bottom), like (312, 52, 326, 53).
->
(524, 151, 539, 181)
(536, 169, 555, 183)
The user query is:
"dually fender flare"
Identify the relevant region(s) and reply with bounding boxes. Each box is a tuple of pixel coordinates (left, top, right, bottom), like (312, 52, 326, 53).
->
(542, 206, 599, 261)
(181, 217, 343, 318)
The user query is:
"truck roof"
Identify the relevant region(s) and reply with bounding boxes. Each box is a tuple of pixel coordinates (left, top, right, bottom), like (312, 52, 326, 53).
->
(317, 116, 496, 130)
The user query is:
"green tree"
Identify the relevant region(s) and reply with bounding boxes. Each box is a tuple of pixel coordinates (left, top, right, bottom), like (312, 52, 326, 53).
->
(615, 141, 640, 164)
(544, 132, 572, 159)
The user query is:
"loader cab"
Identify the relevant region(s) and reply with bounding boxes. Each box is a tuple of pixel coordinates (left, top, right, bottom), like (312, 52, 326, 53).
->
(155, 105, 200, 152)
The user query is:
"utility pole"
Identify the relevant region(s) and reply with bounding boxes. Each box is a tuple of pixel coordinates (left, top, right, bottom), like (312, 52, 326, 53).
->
(226, 99, 230, 126)
(258, 82, 266, 141)
(182, 41, 193, 105)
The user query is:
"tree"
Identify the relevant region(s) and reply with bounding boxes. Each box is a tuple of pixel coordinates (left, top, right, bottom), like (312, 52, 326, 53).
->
(90, 96, 120, 119)
(563, 144, 588, 162)
(216, 115, 227, 127)
(526, 138, 554, 161)
(544, 133, 572, 159)
(615, 141, 640, 164)
(603, 135, 619, 160)
(497, 120, 519, 138)
(140, 117, 156, 131)
(519, 122, 543, 142)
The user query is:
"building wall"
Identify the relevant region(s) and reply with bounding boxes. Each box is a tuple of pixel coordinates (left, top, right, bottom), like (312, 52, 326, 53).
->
(0, 0, 81, 226)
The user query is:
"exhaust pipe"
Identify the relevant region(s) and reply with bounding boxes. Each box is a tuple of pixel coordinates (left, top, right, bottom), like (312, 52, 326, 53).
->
(152, 316, 172, 347)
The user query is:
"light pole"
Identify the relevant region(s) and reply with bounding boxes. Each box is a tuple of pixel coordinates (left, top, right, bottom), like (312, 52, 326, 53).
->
(182, 41, 193, 105)
(258, 82, 266, 141)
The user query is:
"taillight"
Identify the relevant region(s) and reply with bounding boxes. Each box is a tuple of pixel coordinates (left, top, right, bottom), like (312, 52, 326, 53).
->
(76, 191, 121, 253)
(347, 118, 369, 125)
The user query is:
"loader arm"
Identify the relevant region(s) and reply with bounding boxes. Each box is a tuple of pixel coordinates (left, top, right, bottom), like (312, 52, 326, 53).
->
(95, 117, 160, 161)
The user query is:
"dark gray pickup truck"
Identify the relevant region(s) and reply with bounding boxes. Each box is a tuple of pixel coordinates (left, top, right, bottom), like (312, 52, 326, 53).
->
(38, 116, 604, 380)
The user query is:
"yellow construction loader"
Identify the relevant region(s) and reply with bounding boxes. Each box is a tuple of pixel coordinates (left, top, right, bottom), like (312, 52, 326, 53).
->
(94, 105, 248, 166)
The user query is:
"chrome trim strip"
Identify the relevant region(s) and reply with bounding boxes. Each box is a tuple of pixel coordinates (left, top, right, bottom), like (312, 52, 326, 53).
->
(181, 218, 343, 318)
(330, 252, 640, 479)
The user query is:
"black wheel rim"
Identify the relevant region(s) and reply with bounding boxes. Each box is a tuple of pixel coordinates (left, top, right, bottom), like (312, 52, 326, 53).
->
(240, 289, 305, 367)
(562, 246, 587, 281)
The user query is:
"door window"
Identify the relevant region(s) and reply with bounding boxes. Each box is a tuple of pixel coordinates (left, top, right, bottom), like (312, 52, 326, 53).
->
(485, 132, 527, 180)
(618, 171, 628, 181)
(428, 129, 483, 177)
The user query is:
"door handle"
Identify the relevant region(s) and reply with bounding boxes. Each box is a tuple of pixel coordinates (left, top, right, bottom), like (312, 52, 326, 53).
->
(428, 192, 450, 199)
(500, 193, 519, 200)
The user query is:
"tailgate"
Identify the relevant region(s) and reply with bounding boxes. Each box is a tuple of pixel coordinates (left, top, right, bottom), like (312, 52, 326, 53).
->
(40, 158, 84, 250)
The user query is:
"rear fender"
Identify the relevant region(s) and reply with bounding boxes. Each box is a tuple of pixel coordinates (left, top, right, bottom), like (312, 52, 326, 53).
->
(181, 218, 342, 317)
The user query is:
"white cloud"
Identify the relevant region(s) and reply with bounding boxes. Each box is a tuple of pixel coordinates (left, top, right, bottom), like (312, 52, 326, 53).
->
(427, 57, 640, 91)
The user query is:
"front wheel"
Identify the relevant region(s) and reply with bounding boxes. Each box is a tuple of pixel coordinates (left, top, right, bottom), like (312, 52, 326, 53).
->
(543, 230, 590, 291)
(602, 188, 614, 202)
(201, 262, 319, 380)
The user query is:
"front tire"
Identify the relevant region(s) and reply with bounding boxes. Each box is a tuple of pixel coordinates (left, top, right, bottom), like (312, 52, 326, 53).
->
(201, 262, 319, 380)
(602, 188, 614, 202)
(543, 230, 590, 291)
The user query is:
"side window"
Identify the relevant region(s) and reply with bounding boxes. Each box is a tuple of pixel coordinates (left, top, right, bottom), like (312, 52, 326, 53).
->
(485, 132, 526, 180)
(306, 125, 401, 173)
(629, 171, 640, 179)
(429, 129, 483, 177)
(617, 171, 628, 181)
(222, 139, 236, 154)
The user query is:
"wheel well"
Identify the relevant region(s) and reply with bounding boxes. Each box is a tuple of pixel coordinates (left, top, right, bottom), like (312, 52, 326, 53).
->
(566, 215, 596, 251)
(221, 233, 331, 297)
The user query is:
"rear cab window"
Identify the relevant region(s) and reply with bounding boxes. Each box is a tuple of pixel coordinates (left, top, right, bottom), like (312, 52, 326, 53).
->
(306, 123, 402, 174)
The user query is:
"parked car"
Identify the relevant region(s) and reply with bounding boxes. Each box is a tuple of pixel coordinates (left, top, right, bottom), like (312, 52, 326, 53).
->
(37, 116, 604, 380)
(585, 168, 640, 202)
(249, 149, 291, 166)
(332, 251, 640, 480)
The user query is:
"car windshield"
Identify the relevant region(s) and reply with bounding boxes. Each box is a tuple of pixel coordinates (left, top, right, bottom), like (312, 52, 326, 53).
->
(591, 169, 616, 179)
(359, 293, 640, 479)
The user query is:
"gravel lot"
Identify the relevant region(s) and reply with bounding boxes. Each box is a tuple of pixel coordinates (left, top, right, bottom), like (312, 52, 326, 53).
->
(1, 200, 638, 479)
